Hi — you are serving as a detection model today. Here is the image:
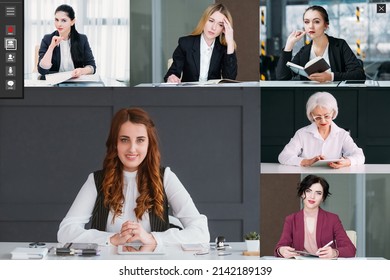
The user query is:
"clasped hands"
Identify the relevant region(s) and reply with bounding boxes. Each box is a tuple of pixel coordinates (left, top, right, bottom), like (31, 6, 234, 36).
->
(300, 155, 351, 168)
(110, 220, 157, 246)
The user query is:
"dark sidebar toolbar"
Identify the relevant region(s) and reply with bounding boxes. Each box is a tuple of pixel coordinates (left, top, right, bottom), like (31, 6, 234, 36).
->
(1, 0, 23, 98)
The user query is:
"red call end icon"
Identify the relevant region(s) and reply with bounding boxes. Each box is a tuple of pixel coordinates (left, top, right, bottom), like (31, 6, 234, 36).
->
(6, 25, 15, 35)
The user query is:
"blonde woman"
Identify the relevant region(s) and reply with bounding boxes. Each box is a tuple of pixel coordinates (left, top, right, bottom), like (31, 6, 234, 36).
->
(164, 3, 237, 83)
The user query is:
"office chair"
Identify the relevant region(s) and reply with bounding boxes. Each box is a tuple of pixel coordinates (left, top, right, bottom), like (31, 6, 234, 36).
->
(167, 58, 173, 69)
(346, 230, 357, 248)
(33, 44, 40, 73)
(374, 61, 390, 80)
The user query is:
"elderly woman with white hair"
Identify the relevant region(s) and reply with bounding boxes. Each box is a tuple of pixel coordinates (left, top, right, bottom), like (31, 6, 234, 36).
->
(278, 91, 365, 168)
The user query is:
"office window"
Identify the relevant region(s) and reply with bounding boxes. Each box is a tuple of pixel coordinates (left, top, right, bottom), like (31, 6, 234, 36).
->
(24, 0, 130, 82)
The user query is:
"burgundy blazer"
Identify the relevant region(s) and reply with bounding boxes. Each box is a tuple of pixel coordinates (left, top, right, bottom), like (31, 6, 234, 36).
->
(274, 208, 356, 257)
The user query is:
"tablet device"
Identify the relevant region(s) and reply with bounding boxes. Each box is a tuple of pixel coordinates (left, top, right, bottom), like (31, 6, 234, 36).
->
(312, 159, 341, 167)
(181, 243, 209, 251)
(344, 80, 365, 84)
(293, 250, 319, 258)
(117, 243, 165, 255)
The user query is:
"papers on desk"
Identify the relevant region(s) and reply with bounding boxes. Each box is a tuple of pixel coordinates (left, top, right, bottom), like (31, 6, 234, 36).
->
(156, 80, 260, 87)
(45, 71, 101, 85)
(11, 247, 48, 259)
(338, 80, 379, 87)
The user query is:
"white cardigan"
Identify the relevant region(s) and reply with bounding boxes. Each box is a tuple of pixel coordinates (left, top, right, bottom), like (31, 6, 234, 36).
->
(278, 122, 365, 166)
(57, 167, 210, 246)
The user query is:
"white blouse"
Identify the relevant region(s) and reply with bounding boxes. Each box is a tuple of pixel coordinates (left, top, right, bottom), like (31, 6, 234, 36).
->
(57, 167, 210, 246)
(59, 39, 74, 72)
(199, 33, 215, 82)
(278, 122, 365, 166)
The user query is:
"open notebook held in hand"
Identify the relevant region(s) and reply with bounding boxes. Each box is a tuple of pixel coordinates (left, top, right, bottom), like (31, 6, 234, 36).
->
(286, 57, 330, 78)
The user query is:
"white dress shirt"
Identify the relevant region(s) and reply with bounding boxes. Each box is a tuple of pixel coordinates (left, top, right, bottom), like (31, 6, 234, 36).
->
(278, 122, 365, 166)
(199, 33, 215, 82)
(309, 43, 334, 81)
(57, 167, 210, 246)
(59, 40, 75, 72)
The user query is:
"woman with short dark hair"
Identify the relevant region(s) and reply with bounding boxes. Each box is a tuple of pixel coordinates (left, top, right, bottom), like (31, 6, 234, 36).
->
(275, 175, 356, 258)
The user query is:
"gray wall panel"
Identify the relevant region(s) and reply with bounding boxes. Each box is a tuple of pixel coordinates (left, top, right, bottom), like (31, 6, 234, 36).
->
(0, 87, 260, 242)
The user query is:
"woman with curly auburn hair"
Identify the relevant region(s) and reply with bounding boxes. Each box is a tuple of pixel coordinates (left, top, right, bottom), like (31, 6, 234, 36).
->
(164, 3, 237, 83)
(57, 108, 210, 246)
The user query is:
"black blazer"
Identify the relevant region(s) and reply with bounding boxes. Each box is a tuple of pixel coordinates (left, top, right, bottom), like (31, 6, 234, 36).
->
(276, 35, 365, 81)
(38, 31, 96, 76)
(164, 35, 237, 82)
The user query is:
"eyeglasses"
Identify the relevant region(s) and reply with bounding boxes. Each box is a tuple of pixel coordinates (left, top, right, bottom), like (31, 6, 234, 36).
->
(311, 112, 333, 122)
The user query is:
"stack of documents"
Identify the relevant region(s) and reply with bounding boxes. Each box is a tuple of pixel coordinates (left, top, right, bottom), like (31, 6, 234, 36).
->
(11, 247, 48, 259)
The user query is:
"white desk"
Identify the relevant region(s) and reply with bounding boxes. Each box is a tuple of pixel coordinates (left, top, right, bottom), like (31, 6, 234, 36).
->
(24, 73, 127, 87)
(260, 80, 388, 87)
(0, 242, 259, 260)
(136, 81, 260, 87)
(261, 163, 390, 174)
(259, 81, 339, 87)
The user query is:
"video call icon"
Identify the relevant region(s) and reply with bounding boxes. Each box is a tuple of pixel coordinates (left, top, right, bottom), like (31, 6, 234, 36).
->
(377, 4, 386, 13)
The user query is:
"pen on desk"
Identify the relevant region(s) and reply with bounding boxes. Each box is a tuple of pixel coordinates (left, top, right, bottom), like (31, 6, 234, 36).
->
(316, 240, 334, 254)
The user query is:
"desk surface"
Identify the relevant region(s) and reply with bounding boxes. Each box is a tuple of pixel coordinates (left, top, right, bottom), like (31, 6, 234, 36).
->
(260, 81, 339, 87)
(261, 163, 390, 174)
(24, 73, 127, 87)
(260, 80, 390, 87)
(0, 242, 259, 260)
(136, 81, 260, 87)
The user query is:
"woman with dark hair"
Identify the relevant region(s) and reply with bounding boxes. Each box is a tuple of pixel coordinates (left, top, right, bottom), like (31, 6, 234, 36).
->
(58, 108, 209, 246)
(276, 5, 365, 82)
(38, 4, 96, 78)
(274, 175, 356, 258)
(164, 3, 237, 83)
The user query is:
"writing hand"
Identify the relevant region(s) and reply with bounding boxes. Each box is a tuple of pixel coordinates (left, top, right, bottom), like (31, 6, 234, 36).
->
(167, 74, 181, 83)
(317, 246, 337, 258)
(71, 68, 84, 78)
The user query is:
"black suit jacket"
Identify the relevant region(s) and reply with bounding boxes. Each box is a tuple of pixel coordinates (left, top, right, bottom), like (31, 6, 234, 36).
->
(38, 31, 96, 76)
(276, 35, 365, 81)
(164, 35, 237, 82)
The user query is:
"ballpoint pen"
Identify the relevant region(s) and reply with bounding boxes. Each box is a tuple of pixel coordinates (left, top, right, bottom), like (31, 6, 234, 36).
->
(316, 240, 334, 254)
